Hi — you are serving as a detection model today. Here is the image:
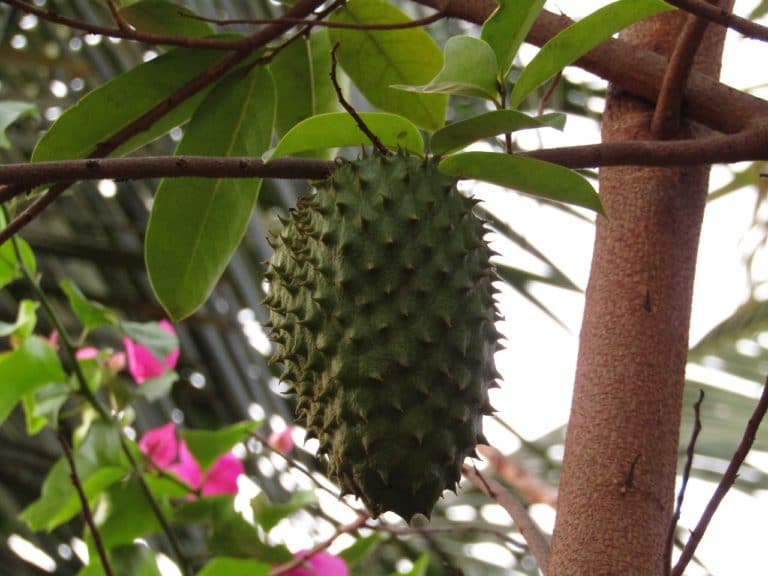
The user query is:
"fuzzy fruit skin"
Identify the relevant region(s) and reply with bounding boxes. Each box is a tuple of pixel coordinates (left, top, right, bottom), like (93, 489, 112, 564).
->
(264, 153, 500, 521)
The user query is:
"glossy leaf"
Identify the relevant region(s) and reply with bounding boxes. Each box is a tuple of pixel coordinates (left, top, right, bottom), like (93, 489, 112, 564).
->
(268, 112, 423, 159)
(184, 421, 258, 469)
(251, 491, 317, 532)
(439, 152, 603, 213)
(146, 65, 275, 320)
(481, 0, 545, 78)
(0, 336, 65, 425)
(0, 299, 39, 339)
(197, 558, 271, 576)
(393, 36, 499, 102)
(60, 279, 118, 331)
(31, 45, 227, 162)
(0, 100, 38, 149)
(119, 0, 214, 37)
(328, 0, 447, 130)
(509, 0, 673, 108)
(430, 109, 565, 155)
(270, 30, 338, 137)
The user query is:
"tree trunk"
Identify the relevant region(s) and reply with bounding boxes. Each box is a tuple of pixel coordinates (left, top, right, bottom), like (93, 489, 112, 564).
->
(547, 9, 731, 575)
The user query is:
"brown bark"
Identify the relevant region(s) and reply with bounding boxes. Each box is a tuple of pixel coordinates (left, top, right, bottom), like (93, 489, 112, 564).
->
(547, 8, 731, 576)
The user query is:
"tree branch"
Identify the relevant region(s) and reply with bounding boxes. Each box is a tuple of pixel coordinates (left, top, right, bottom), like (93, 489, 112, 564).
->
(663, 0, 768, 42)
(462, 464, 550, 572)
(413, 0, 768, 134)
(5, 124, 768, 194)
(671, 376, 768, 576)
(651, 4, 714, 138)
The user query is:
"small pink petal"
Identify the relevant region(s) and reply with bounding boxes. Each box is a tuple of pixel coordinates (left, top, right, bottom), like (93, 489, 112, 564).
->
(124, 337, 166, 384)
(167, 440, 203, 489)
(75, 347, 99, 360)
(107, 351, 127, 373)
(47, 331, 59, 349)
(268, 428, 294, 455)
(281, 551, 349, 576)
(139, 422, 179, 469)
(201, 453, 243, 496)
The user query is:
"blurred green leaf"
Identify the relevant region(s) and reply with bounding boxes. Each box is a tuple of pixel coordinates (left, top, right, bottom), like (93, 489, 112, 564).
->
(251, 491, 317, 532)
(509, 0, 673, 108)
(328, 0, 447, 130)
(133, 371, 178, 401)
(0, 100, 38, 149)
(21, 421, 128, 531)
(119, 0, 215, 37)
(184, 421, 258, 469)
(338, 533, 384, 566)
(77, 544, 161, 576)
(439, 152, 603, 213)
(90, 478, 165, 549)
(389, 553, 430, 576)
(21, 380, 71, 435)
(196, 558, 271, 576)
(121, 320, 178, 359)
(60, 279, 118, 331)
(0, 299, 39, 339)
(481, 0, 545, 78)
(0, 335, 65, 425)
(394, 36, 499, 102)
(430, 110, 564, 155)
(146, 65, 275, 320)
(269, 112, 423, 159)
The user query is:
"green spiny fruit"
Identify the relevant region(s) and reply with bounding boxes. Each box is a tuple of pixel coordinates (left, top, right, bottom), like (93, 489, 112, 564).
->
(263, 152, 501, 521)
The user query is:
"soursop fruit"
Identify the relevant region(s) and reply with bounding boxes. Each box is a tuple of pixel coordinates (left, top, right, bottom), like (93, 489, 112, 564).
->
(263, 153, 500, 521)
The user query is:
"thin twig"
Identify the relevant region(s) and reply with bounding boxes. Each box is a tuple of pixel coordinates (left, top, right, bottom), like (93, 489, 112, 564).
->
(270, 513, 369, 575)
(664, 389, 704, 576)
(462, 464, 550, 572)
(56, 430, 114, 576)
(651, 3, 714, 138)
(671, 376, 768, 576)
(106, 0, 131, 32)
(329, 42, 390, 155)
(369, 523, 527, 549)
(663, 0, 768, 43)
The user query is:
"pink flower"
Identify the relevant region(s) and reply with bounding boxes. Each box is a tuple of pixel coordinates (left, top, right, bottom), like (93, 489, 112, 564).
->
(281, 551, 349, 576)
(138, 422, 242, 497)
(268, 427, 294, 455)
(124, 320, 180, 384)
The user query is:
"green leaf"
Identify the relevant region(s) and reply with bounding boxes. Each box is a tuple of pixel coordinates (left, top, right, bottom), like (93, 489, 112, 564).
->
(121, 320, 178, 359)
(270, 30, 338, 137)
(481, 0, 546, 78)
(0, 101, 38, 149)
(184, 421, 258, 469)
(439, 152, 603, 213)
(0, 299, 39, 339)
(0, 212, 37, 289)
(90, 478, 164, 549)
(0, 335, 65, 425)
(393, 36, 499, 102)
(145, 66, 275, 320)
(31, 45, 227, 163)
(60, 279, 117, 331)
(197, 558, 271, 576)
(509, 0, 674, 108)
(22, 381, 72, 435)
(21, 420, 128, 531)
(132, 371, 178, 401)
(328, 0, 447, 130)
(119, 0, 214, 37)
(77, 544, 161, 576)
(338, 533, 383, 566)
(251, 491, 317, 532)
(269, 112, 423, 159)
(430, 110, 565, 156)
